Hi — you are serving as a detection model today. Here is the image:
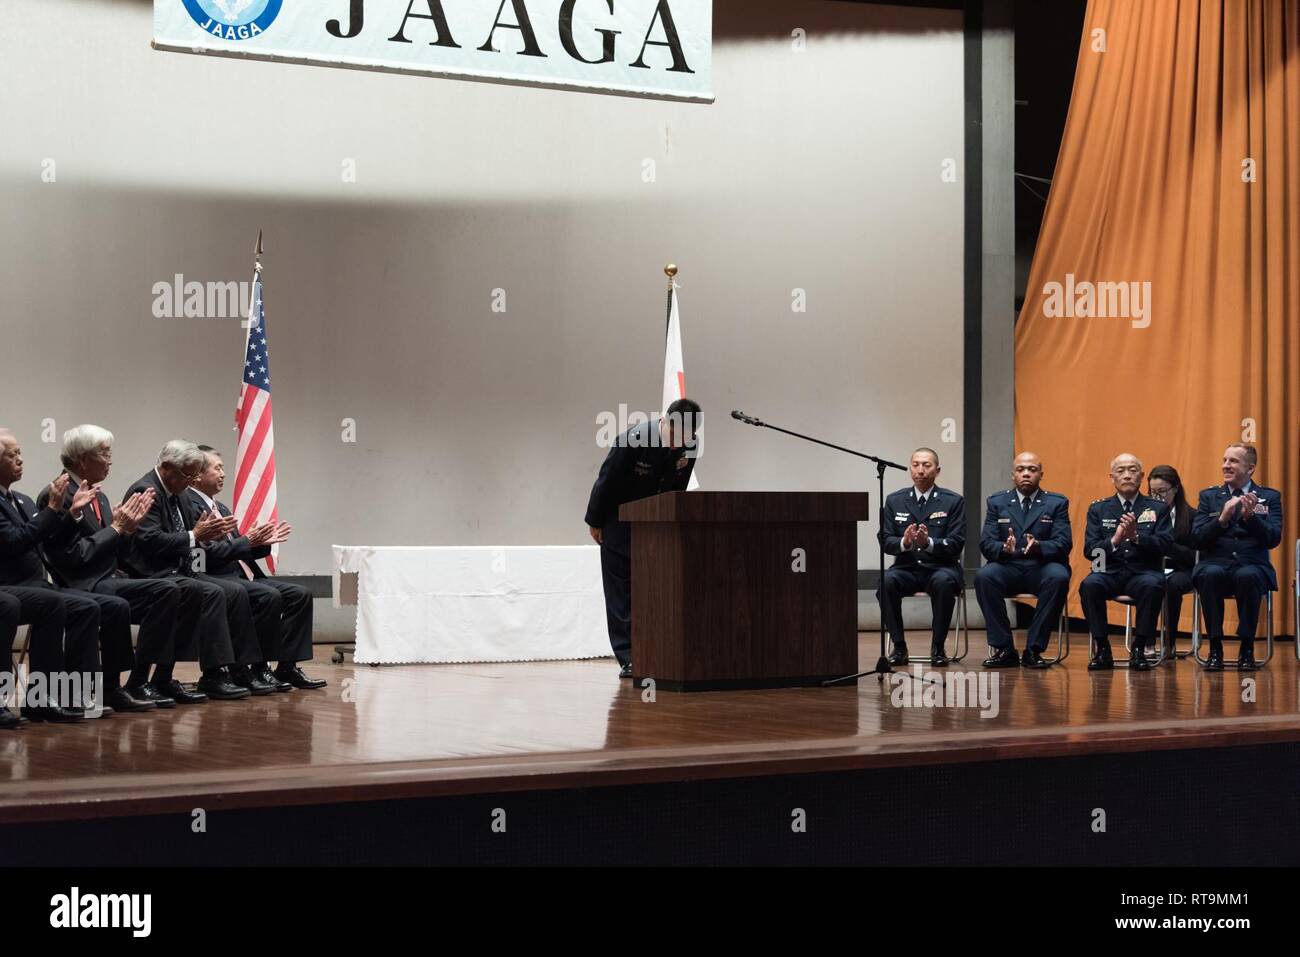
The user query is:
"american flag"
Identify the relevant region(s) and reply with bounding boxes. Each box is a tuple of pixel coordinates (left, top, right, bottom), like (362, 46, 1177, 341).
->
(234, 268, 280, 572)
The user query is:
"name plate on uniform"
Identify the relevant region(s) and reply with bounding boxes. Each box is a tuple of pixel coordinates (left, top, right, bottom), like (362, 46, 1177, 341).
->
(153, 1, 714, 103)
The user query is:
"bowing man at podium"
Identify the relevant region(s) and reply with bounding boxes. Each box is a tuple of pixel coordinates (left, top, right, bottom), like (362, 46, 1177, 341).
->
(973, 452, 1073, 668)
(585, 398, 701, 678)
(877, 448, 965, 667)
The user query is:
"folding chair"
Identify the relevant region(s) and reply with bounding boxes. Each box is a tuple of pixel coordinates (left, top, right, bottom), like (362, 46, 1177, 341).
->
(1191, 589, 1275, 669)
(1089, 594, 1167, 669)
(893, 588, 969, 664)
(1007, 593, 1069, 665)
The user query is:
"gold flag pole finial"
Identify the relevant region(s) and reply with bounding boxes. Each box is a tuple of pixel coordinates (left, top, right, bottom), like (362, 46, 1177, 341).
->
(665, 263, 678, 283)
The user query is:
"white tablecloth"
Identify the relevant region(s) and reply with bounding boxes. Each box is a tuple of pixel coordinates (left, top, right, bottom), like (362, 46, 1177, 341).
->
(332, 545, 612, 664)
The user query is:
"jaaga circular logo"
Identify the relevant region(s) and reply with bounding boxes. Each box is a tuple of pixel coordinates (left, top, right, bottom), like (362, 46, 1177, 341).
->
(182, 0, 283, 41)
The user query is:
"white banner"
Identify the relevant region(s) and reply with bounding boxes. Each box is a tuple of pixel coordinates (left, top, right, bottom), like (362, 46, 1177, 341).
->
(153, 1, 713, 102)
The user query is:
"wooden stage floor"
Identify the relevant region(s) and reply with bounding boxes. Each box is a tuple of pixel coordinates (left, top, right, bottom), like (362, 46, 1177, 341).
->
(3, 631, 1299, 824)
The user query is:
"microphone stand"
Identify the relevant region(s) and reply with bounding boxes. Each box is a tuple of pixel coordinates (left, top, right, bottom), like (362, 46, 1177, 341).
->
(731, 411, 908, 683)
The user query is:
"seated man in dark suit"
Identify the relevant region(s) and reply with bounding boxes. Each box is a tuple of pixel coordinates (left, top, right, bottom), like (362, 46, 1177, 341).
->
(119, 440, 268, 699)
(585, 398, 700, 678)
(877, 448, 965, 667)
(1192, 443, 1283, 671)
(973, 452, 1074, 668)
(1079, 453, 1172, 671)
(0, 428, 98, 723)
(186, 445, 324, 690)
(39, 424, 203, 707)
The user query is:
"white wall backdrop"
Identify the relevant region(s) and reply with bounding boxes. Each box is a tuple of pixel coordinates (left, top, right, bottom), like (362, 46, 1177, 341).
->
(0, 0, 965, 573)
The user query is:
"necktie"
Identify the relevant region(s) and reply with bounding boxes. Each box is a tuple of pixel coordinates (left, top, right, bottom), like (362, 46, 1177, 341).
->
(90, 494, 103, 525)
(170, 496, 186, 532)
(8, 492, 25, 522)
(1123, 500, 1133, 515)
(916, 494, 926, 512)
(1021, 495, 1030, 515)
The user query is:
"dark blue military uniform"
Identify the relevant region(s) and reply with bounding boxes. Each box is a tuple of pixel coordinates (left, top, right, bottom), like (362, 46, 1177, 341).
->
(1191, 482, 1283, 643)
(1079, 493, 1172, 650)
(973, 488, 1073, 652)
(877, 486, 965, 653)
(584, 421, 696, 666)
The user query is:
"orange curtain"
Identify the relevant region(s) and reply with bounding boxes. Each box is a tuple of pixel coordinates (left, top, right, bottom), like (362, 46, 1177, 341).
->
(1015, 0, 1299, 635)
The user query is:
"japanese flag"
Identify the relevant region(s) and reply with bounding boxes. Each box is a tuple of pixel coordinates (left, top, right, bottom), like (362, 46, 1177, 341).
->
(663, 284, 700, 490)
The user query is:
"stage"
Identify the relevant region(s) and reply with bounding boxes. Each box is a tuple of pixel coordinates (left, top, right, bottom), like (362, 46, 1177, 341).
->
(4, 630, 1300, 866)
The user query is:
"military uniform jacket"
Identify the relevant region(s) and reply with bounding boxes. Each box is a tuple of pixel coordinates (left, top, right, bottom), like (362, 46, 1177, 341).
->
(878, 486, 965, 570)
(1191, 482, 1283, 590)
(584, 421, 696, 553)
(1082, 493, 1172, 575)
(979, 488, 1072, 566)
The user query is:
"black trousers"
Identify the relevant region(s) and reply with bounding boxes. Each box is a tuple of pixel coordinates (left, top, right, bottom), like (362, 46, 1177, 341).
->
(1193, 562, 1271, 643)
(65, 589, 134, 682)
(598, 543, 631, 668)
(1079, 569, 1165, 649)
(95, 576, 179, 667)
(211, 575, 313, 664)
(166, 574, 262, 671)
(973, 561, 1072, 652)
(0, 583, 99, 706)
(248, 577, 314, 663)
(878, 565, 963, 649)
(1165, 569, 1194, 636)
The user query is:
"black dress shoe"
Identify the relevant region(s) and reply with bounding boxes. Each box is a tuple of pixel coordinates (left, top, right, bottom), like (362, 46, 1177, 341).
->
(127, 682, 177, 709)
(983, 647, 1020, 668)
(887, 644, 909, 666)
(21, 705, 85, 723)
(197, 671, 252, 700)
(256, 668, 293, 692)
(230, 666, 276, 696)
(0, 708, 28, 730)
(1087, 644, 1114, 670)
(1237, 646, 1257, 671)
(273, 665, 327, 690)
(158, 679, 207, 705)
(618, 663, 633, 679)
(1129, 648, 1151, 672)
(929, 646, 949, 668)
(107, 687, 157, 713)
(1205, 642, 1224, 671)
(1021, 647, 1048, 669)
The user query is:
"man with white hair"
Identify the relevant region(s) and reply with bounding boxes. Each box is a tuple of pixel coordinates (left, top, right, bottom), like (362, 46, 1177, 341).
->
(39, 425, 197, 707)
(120, 440, 269, 699)
(1079, 453, 1172, 671)
(0, 427, 99, 723)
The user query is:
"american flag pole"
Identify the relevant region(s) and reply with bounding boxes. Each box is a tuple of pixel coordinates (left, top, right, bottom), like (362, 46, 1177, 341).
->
(234, 229, 281, 572)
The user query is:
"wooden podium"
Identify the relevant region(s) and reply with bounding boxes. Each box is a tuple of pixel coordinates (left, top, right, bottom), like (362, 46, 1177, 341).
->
(619, 491, 869, 691)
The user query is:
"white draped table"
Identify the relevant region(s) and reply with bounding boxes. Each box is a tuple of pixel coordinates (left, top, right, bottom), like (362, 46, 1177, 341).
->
(331, 545, 612, 664)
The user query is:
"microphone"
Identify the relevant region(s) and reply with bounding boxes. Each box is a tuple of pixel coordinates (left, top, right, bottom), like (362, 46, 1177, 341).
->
(731, 410, 762, 426)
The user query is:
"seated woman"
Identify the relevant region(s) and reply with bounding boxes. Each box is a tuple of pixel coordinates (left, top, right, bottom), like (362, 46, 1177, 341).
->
(1148, 465, 1196, 639)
